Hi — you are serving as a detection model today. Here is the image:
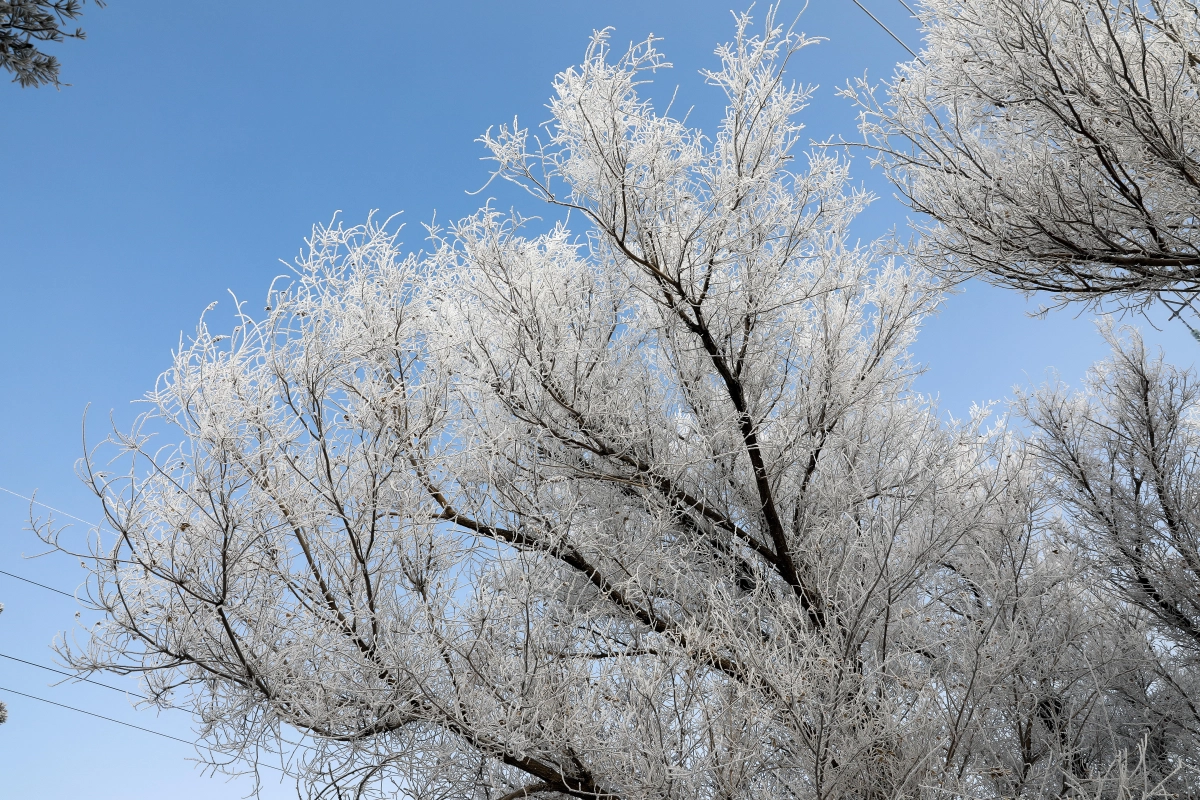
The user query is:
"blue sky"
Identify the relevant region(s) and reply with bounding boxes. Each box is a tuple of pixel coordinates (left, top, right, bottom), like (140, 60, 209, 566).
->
(0, 2, 1193, 798)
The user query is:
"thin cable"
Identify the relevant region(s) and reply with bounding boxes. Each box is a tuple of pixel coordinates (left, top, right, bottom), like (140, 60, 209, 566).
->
(0, 485, 112, 533)
(0, 651, 145, 699)
(0, 684, 290, 774)
(849, 0, 924, 62)
(0, 650, 323, 758)
(2, 683, 195, 747)
(894, 0, 919, 17)
(0, 501, 327, 768)
(0, 568, 75, 598)
(0, 487, 92, 598)
(0, 495, 346, 766)
(0, 570, 321, 759)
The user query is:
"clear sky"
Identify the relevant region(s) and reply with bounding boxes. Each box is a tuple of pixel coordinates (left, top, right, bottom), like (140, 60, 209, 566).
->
(0, 2, 1193, 798)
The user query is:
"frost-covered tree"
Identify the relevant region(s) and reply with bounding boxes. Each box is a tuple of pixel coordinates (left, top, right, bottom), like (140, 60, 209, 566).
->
(1024, 328, 1200, 654)
(43, 11, 1188, 800)
(849, 0, 1200, 323)
(1020, 327, 1200, 765)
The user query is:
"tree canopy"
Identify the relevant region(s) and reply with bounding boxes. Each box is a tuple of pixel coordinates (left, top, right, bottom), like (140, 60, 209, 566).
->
(38, 8, 1200, 800)
(850, 0, 1200, 327)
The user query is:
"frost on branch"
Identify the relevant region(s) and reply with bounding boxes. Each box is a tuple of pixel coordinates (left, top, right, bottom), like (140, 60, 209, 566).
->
(849, 0, 1200, 321)
(44, 9, 1197, 800)
(1023, 325, 1200, 664)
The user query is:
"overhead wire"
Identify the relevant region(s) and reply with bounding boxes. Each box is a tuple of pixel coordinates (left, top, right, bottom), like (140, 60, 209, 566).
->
(0, 499, 311, 765)
(0, 619, 320, 773)
(0, 684, 291, 775)
(0, 485, 116, 534)
(0, 563, 326, 765)
(0, 485, 104, 599)
(848, 0, 925, 63)
(1, 650, 154, 700)
(0, 684, 197, 746)
(0, 650, 324, 759)
(0, 568, 75, 598)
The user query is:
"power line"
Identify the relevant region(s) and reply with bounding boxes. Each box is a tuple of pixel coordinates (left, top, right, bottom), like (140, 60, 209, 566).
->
(0, 684, 197, 745)
(0, 571, 328, 761)
(1, 651, 148, 700)
(0, 561, 326, 760)
(0, 485, 96, 600)
(0, 485, 112, 533)
(0, 568, 75, 598)
(849, 0, 923, 62)
(0, 650, 323, 759)
(0, 493, 392, 787)
(0, 485, 105, 600)
(0, 572, 323, 748)
(0, 493, 358, 770)
(0, 684, 291, 774)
